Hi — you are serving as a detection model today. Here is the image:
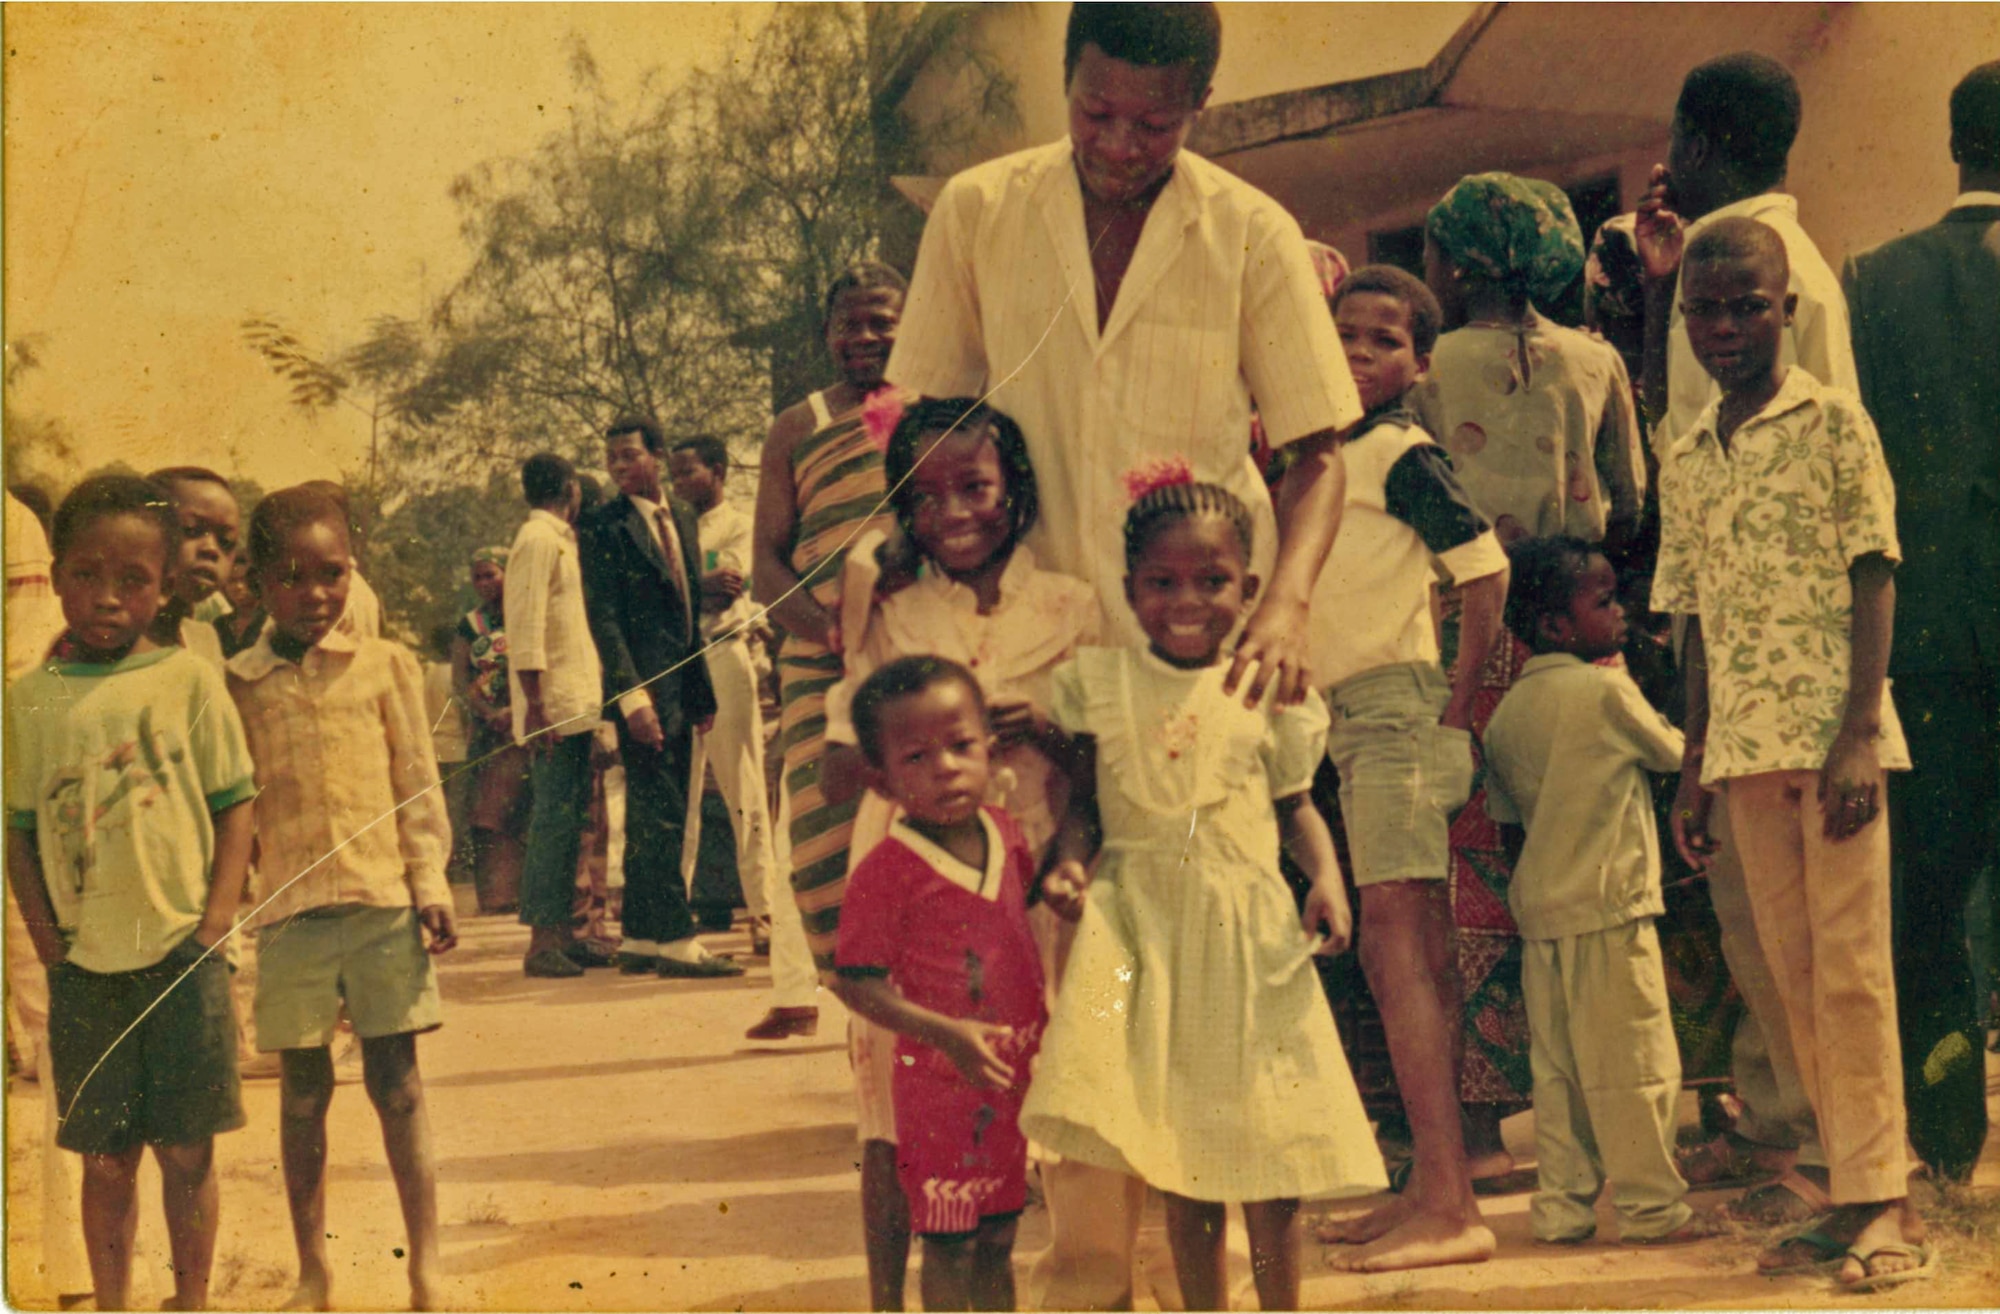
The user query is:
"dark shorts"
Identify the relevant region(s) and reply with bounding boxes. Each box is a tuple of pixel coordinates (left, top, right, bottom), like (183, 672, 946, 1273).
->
(48, 934, 244, 1155)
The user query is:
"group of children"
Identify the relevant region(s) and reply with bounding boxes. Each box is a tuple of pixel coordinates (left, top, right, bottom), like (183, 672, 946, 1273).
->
(3, 97, 1924, 1314)
(6, 476, 452, 1311)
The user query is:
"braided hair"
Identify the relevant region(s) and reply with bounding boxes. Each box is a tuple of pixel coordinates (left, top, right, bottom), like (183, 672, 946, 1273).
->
(1122, 479, 1253, 573)
(884, 397, 1040, 556)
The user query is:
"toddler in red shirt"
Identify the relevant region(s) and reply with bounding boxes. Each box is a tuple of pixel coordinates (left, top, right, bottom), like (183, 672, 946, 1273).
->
(834, 654, 1046, 1311)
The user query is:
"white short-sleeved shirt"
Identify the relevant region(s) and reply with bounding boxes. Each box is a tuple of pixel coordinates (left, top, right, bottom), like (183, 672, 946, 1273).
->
(887, 139, 1363, 647)
(1651, 368, 1909, 784)
(1308, 412, 1509, 690)
(5, 646, 258, 972)
(695, 500, 759, 641)
(1483, 654, 1685, 940)
(1662, 193, 1858, 459)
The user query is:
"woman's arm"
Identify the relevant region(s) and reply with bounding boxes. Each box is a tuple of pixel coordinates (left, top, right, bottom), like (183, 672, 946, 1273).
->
(752, 405, 842, 649)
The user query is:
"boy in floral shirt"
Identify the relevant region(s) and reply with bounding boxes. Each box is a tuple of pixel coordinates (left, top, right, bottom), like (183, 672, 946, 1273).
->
(1652, 217, 1926, 1290)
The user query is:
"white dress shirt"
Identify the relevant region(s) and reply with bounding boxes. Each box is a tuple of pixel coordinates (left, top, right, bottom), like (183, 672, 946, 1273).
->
(887, 139, 1363, 647)
(504, 508, 604, 741)
(695, 500, 758, 641)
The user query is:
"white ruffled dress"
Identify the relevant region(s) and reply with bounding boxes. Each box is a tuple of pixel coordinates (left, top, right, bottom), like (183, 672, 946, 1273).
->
(1019, 646, 1388, 1203)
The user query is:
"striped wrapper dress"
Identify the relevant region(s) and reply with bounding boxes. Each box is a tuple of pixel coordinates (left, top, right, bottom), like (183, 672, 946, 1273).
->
(778, 389, 894, 966)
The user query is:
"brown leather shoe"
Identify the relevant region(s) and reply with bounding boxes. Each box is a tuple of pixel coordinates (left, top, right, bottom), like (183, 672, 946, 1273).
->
(744, 1006, 819, 1041)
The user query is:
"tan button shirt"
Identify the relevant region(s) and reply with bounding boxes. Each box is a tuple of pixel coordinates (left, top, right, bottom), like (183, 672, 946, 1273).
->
(226, 627, 453, 927)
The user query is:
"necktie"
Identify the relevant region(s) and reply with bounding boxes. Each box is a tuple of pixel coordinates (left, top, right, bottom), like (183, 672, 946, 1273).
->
(655, 505, 693, 641)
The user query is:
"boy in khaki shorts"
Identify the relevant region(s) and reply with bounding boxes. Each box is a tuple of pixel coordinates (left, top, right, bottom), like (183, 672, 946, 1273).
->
(226, 486, 458, 1311)
(1308, 267, 1510, 1272)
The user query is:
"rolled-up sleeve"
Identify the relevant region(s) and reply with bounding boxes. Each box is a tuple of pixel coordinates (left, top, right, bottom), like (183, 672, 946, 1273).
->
(1238, 209, 1363, 447)
(382, 645, 454, 911)
(885, 177, 989, 400)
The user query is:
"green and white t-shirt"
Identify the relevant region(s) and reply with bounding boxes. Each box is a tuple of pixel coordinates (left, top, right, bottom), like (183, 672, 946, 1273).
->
(5, 645, 257, 972)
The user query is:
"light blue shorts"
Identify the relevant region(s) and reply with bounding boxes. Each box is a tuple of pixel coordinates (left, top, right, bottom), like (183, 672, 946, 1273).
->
(1325, 663, 1475, 887)
(254, 905, 443, 1051)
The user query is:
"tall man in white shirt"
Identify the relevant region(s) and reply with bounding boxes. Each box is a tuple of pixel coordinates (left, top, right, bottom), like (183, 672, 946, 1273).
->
(668, 436, 819, 1038)
(1634, 52, 1852, 1223)
(887, 3, 1366, 1300)
(887, 2, 1361, 709)
(506, 453, 607, 979)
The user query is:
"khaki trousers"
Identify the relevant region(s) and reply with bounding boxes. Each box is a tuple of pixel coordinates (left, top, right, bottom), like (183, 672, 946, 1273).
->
(1725, 770, 1909, 1203)
(1523, 919, 1692, 1242)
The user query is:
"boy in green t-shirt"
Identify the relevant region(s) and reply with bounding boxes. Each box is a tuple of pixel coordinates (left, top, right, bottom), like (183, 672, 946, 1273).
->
(4, 474, 259, 1312)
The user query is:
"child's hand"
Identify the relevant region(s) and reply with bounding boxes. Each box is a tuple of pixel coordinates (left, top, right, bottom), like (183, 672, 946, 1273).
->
(1042, 860, 1092, 922)
(1634, 165, 1685, 283)
(419, 904, 459, 954)
(1671, 770, 1718, 872)
(940, 1020, 1017, 1091)
(1302, 877, 1352, 956)
(1818, 727, 1882, 841)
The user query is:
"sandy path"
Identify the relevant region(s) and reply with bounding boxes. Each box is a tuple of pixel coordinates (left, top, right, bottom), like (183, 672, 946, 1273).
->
(8, 912, 1998, 1310)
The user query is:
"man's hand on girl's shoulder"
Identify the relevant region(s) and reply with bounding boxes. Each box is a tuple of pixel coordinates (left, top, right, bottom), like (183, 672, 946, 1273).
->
(420, 904, 458, 954)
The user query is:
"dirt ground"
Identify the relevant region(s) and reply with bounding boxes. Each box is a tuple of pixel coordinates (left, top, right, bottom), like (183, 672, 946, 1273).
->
(8, 910, 1999, 1311)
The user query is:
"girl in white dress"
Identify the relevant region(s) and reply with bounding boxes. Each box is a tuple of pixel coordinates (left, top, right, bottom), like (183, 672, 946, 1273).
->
(1026, 473, 1388, 1311)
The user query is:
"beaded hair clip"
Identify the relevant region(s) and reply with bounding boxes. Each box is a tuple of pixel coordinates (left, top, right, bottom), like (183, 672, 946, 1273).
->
(1120, 454, 1195, 502)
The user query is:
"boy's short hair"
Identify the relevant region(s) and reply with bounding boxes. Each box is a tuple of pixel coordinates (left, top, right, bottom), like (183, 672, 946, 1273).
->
(521, 452, 576, 507)
(1951, 61, 2000, 169)
(146, 466, 233, 499)
(605, 413, 666, 456)
(246, 486, 349, 575)
(1503, 534, 1600, 646)
(884, 397, 1040, 555)
(850, 654, 986, 770)
(1683, 215, 1791, 280)
(1064, 3, 1222, 104)
(671, 435, 730, 475)
(823, 260, 908, 325)
(51, 474, 179, 565)
(1331, 264, 1443, 358)
(1675, 53, 1801, 188)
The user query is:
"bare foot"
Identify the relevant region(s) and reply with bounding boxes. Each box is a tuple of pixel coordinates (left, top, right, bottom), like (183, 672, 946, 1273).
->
(1329, 1210, 1497, 1273)
(282, 1271, 332, 1312)
(1316, 1192, 1413, 1245)
(410, 1261, 442, 1311)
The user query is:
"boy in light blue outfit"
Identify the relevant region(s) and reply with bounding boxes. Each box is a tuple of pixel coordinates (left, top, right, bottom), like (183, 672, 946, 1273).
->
(1483, 536, 1706, 1246)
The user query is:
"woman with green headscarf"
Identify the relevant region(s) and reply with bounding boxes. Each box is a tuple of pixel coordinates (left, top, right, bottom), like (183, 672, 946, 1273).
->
(1407, 172, 1649, 1184)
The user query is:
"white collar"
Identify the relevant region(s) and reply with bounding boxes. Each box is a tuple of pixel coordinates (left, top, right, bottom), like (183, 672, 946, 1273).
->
(527, 507, 576, 538)
(1952, 190, 2000, 209)
(1686, 191, 1798, 240)
(917, 542, 1039, 613)
(1684, 366, 1820, 454)
(226, 620, 359, 681)
(889, 810, 1005, 902)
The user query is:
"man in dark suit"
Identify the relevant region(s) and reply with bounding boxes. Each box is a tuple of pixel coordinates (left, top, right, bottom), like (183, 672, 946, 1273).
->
(580, 414, 741, 978)
(1843, 60, 2000, 1183)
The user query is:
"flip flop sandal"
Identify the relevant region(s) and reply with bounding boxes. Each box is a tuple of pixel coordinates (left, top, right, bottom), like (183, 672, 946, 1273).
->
(1758, 1227, 1849, 1277)
(1729, 1169, 1835, 1225)
(1835, 1240, 1937, 1293)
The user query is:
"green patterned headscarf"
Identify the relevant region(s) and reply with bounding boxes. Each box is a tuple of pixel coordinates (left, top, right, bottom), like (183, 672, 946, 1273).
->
(470, 545, 509, 570)
(1426, 172, 1586, 307)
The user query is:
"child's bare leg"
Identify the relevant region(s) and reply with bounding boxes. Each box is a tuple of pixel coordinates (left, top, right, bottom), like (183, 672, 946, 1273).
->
(920, 1234, 976, 1312)
(969, 1214, 1019, 1313)
(861, 1139, 911, 1311)
(1242, 1199, 1301, 1311)
(1162, 1193, 1228, 1312)
(80, 1146, 144, 1311)
(1328, 882, 1495, 1272)
(279, 1048, 336, 1311)
(360, 1033, 440, 1311)
(154, 1138, 220, 1310)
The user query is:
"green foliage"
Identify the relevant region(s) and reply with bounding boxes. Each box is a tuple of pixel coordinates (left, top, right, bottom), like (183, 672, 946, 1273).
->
(239, 4, 1012, 637)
